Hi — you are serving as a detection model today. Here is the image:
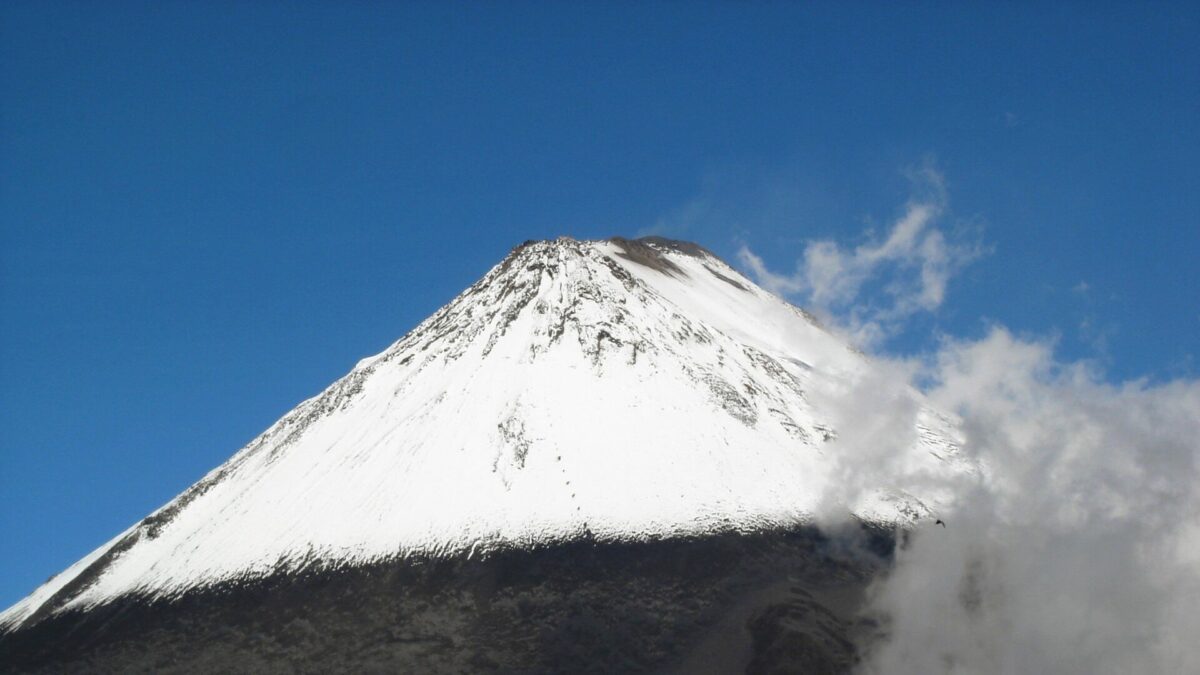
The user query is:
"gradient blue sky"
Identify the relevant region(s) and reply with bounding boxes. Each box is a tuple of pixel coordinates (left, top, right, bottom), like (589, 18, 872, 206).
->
(1, 1, 1196, 607)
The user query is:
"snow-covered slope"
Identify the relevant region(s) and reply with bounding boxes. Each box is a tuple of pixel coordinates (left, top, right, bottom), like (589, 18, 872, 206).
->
(1, 236, 962, 632)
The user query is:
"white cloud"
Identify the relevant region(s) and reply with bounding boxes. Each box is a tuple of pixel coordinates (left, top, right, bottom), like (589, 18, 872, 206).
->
(737, 164, 985, 347)
(832, 328, 1200, 674)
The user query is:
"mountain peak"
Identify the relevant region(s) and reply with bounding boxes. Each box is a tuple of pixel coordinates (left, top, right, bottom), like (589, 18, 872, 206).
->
(500, 236, 747, 296)
(1, 236, 963, 634)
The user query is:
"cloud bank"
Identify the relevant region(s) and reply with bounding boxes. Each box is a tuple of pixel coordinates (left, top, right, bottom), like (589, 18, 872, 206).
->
(738, 173, 1200, 674)
(856, 330, 1200, 674)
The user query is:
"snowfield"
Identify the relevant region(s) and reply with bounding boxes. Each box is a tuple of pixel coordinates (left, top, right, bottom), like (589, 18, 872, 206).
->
(1, 236, 965, 632)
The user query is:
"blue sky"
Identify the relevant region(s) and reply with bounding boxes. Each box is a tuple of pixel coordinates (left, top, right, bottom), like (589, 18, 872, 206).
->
(1, 1, 1196, 608)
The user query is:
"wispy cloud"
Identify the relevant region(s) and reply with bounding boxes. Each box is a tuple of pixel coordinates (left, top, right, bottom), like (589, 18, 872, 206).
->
(635, 196, 710, 239)
(737, 163, 986, 347)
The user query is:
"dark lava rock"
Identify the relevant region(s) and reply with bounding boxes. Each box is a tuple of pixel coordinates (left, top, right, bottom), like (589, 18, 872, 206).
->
(0, 526, 892, 674)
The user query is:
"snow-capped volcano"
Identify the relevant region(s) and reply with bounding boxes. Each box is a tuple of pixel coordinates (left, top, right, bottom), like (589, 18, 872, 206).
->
(1, 236, 959, 635)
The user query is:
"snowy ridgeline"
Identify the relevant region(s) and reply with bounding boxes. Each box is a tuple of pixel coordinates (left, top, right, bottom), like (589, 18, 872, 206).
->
(1, 236, 965, 631)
